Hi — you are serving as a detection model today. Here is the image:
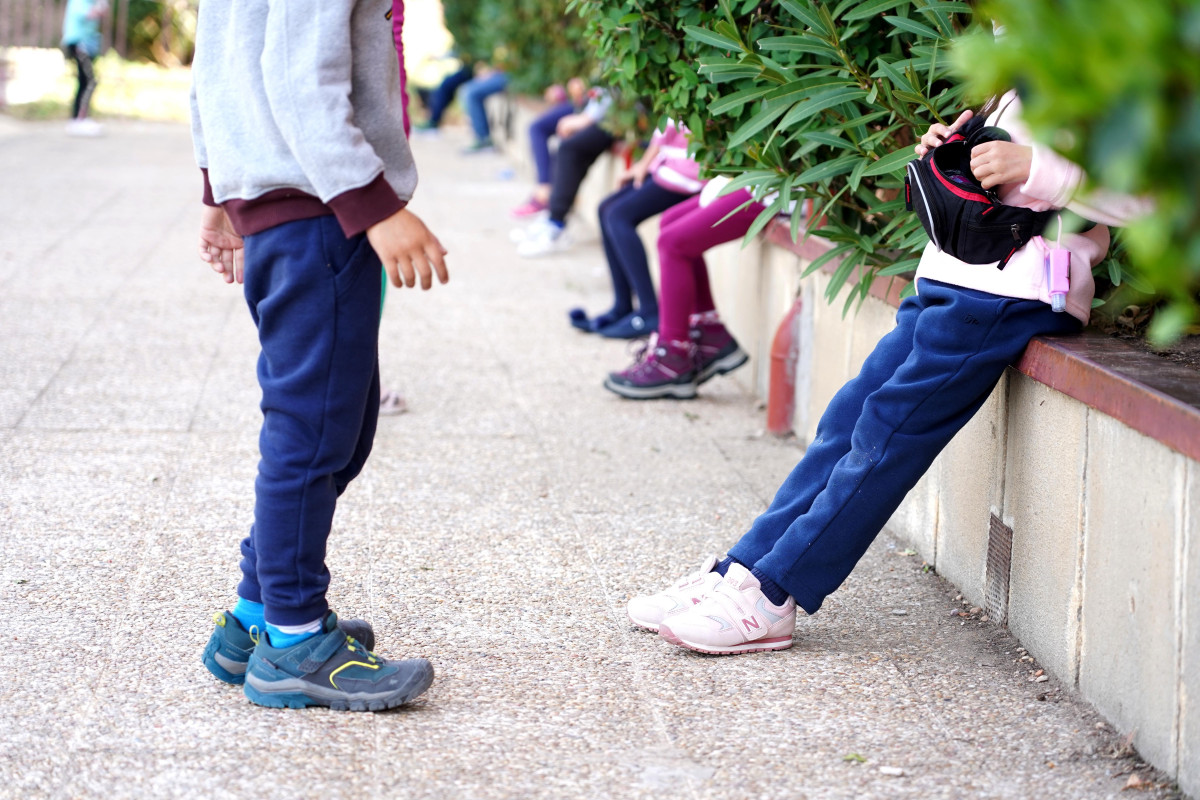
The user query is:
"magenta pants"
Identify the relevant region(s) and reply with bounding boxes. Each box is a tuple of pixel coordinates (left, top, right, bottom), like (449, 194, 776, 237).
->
(656, 189, 765, 342)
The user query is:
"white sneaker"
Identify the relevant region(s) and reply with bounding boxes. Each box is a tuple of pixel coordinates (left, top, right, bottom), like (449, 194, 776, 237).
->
(66, 118, 104, 137)
(516, 221, 571, 257)
(509, 213, 550, 243)
(627, 555, 723, 632)
(658, 563, 796, 655)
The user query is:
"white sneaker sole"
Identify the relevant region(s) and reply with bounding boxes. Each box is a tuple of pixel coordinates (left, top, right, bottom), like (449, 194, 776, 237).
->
(696, 347, 749, 385)
(603, 376, 697, 400)
(658, 623, 792, 655)
(626, 609, 660, 633)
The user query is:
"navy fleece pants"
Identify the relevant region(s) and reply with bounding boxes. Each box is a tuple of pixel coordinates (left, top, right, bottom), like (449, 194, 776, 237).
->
(236, 216, 383, 627)
(729, 279, 1081, 613)
(597, 180, 691, 318)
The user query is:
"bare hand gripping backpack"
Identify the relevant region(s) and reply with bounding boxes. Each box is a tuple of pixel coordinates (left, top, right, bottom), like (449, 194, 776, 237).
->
(904, 113, 1057, 270)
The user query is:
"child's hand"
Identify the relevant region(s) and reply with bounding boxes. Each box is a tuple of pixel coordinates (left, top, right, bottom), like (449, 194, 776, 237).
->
(970, 141, 1033, 189)
(914, 109, 974, 156)
(556, 114, 589, 139)
(367, 208, 449, 290)
(618, 161, 650, 188)
(198, 205, 244, 284)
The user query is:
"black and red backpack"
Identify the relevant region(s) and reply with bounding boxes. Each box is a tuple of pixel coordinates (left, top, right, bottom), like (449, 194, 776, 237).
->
(904, 113, 1056, 270)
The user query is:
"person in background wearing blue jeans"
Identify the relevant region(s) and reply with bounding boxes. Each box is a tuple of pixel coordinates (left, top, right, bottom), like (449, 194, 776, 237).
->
(626, 93, 1150, 656)
(458, 63, 509, 153)
(60, 0, 107, 137)
(511, 78, 589, 218)
(192, 0, 448, 710)
(415, 60, 473, 133)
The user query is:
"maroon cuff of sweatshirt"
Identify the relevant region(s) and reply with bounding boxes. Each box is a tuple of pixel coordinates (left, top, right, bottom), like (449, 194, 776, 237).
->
(201, 169, 218, 207)
(327, 174, 406, 237)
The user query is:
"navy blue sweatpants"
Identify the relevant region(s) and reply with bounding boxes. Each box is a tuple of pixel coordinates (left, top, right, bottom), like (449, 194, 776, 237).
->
(236, 216, 383, 627)
(729, 279, 1081, 613)
(597, 180, 691, 318)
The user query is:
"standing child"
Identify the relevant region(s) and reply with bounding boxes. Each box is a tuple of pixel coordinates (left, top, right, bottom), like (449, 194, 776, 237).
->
(627, 93, 1148, 654)
(60, 0, 107, 136)
(192, 0, 448, 710)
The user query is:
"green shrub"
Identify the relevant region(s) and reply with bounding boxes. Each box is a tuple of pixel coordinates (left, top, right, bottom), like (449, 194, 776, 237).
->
(125, 0, 197, 66)
(441, 0, 594, 95)
(955, 0, 1200, 344)
(566, 1, 776, 163)
(572, 0, 976, 311)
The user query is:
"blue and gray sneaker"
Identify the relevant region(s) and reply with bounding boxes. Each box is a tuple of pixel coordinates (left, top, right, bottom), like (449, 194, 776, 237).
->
(243, 612, 433, 711)
(202, 610, 375, 686)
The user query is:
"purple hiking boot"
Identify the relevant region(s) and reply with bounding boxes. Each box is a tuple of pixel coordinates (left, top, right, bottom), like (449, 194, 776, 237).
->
(603, 337, 698, 400)
(691, 319, 749, 386)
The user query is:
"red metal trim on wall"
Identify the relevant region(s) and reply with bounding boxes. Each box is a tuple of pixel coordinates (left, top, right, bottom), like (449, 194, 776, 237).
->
(766, 219, 1200, 463)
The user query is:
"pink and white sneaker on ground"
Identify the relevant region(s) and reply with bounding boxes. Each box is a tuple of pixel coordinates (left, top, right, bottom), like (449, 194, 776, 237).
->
(626, 555, 723, 633)
(658, 563, 795, 655)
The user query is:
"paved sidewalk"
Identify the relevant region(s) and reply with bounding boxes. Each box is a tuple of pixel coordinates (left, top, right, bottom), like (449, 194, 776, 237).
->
(0, 118, 1176, 800)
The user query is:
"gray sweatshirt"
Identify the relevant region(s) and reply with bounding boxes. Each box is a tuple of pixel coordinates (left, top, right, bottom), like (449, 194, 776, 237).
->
(190, 0, 417, 238)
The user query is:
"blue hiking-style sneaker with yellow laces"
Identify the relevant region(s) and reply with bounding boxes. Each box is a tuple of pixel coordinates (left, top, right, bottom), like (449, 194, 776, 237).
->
(243, 612, 434, 711)
(202, 610, 376, 686)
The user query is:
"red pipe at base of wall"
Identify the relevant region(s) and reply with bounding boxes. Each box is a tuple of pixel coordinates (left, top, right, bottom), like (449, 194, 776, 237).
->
(766, 296, 803, 436)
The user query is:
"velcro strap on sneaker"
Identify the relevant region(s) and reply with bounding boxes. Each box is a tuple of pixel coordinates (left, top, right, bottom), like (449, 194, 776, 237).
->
(296, 630, 347, 673)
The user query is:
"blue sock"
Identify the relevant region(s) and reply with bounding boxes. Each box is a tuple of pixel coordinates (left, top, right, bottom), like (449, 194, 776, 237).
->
(230, 598, 265, 633)
(548, 218, 565, 231)
(266, 623, 320, 649)
(751, 567, 791, 606)
(716, 555, 742, 576)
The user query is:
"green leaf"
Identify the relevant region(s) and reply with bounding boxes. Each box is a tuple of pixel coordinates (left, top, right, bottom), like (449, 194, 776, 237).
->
(758, 36, 840, 59)
(776, 86, 869, 129)
(801, 243, 855, 277)
(883, 15, 944, 40)
(826, 250, 865, 303)
(843, 0, 911, 21)
(683, 25, 744, 52)
(709, 86, 776, 116)
(728, 101, 794, 149)
(794, 154, 859, 183)
(877, 257, 921, 275)
(779, 0, 831, 35)
(861, 147, 918, 176)
(799, 130, 852, 150)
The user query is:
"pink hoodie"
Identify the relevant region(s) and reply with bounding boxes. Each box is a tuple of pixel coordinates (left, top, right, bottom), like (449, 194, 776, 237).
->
(648, 120, 704, 194)
(914, 90, 1151, 324)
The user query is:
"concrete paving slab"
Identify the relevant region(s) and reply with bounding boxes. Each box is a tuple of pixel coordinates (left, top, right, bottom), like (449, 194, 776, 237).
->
(0, 115, 1178, 799)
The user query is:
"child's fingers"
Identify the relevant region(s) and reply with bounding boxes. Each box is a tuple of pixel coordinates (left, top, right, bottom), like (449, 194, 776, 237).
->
(395, 254, 416, 288)
(414, 256, 433, 290)
(948, 109, 974, 133)
(426, 242, 449, 285)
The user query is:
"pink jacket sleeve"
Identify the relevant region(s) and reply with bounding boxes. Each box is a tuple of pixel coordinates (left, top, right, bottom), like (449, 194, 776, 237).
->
(391, 0, 410, 138)
(1021, 144, 1152, 228)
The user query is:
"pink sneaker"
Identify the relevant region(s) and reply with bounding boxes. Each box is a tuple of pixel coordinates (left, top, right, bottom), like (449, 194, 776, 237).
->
(658, 563, 796, 655)
(511, 197, 548, 218)
(626, 555, 723, 632)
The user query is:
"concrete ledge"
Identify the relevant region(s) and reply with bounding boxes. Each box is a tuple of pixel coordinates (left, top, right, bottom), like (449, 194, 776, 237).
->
(744, 224, 1200, 797)
(496, 96, 1200, 797)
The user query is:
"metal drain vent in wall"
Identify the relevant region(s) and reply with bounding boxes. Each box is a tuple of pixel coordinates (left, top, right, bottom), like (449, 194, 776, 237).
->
(984, 514, 1014, 625)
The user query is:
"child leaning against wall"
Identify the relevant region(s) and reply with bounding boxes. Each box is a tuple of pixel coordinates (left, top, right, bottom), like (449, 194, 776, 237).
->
(626, 90, 1151, 656)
